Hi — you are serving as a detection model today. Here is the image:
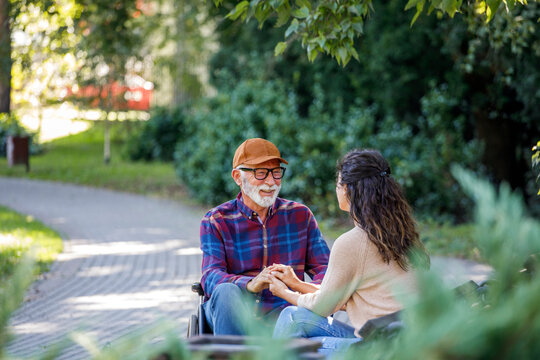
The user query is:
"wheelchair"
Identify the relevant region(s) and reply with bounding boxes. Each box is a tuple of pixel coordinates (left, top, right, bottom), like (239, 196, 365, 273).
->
(185, 281, 404, 339)
(186, 279, 490, 340)
(186, 282, 212, 337)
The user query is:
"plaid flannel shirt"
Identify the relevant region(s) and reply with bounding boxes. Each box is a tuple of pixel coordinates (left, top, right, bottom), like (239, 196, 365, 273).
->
(200, 192, 330, 315)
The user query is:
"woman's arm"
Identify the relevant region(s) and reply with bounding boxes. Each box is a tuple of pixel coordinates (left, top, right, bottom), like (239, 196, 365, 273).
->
(294, 231, 366, 317)
(268, 277, 300, 305)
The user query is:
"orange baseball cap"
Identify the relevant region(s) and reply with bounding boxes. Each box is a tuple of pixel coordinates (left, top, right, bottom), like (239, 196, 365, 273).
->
(233, 138, 288, 168)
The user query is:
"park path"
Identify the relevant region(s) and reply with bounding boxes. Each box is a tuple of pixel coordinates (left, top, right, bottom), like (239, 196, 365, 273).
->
(0, 177, 492, 359)
(0, 177, 205, 359)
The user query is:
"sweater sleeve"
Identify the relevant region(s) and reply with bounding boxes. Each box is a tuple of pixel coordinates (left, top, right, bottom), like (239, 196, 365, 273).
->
(297, 230, 368, 317)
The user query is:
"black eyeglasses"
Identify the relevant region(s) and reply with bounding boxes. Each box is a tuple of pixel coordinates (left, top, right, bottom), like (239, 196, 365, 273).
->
(238, 167, 286, 180)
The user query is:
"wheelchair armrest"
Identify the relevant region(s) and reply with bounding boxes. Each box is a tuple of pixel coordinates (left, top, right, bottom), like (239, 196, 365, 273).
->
(192, 282, 205, 297)
(358, 310, 402, 339)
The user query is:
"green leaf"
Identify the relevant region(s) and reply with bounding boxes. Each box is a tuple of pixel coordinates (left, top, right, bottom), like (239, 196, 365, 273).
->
(285, 18, 299, 37)
(486, 0, 502, 21)
(276, 4, 292, 27)
(255, 3, 272, 26)
(314, 36, 326, 49)
(410, 0, 426, 26)
(293, 6, 310, 19)
(352, 20, 363, 34)
(337, 46, 348, 62)
(308, 48, 318, 62)
(226, 1, 250, 21)
(441, 0, 459, 17)
(295, 0, 312, 10)
(405, 0, 420, 11)
(274, 41, 287, 56)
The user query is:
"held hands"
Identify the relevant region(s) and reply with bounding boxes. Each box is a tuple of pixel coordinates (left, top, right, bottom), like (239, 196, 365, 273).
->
(267, 264, 301, 290)
(246, 267, 273, 293)
(268, 276, 288, 298)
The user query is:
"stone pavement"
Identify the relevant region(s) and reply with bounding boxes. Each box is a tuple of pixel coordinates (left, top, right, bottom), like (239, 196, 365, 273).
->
(0, 177, 205, 359)
(0, 177, 492, 359)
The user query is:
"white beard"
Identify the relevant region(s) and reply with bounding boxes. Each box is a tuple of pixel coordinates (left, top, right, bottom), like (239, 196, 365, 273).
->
(241, 173, 281, 208)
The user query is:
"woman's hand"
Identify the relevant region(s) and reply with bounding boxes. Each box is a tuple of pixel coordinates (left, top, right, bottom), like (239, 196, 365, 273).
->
(269, 276, 300, 305)
(268, 276, 288, 298)
(268, 264, 301, 289)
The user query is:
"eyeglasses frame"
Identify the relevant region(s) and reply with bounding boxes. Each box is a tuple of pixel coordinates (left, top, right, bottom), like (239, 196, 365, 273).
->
(238, 166, 286, 180)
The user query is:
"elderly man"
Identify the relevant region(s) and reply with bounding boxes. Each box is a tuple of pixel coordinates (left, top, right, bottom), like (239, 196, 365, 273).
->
(200, 138, 331, 335)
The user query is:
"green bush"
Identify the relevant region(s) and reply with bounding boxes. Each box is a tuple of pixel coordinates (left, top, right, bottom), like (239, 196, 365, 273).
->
(174, 77, 299, 205)
(0, 113, 41, 157)
(173, 77, 480, 221)
(125, 106, 187, 162)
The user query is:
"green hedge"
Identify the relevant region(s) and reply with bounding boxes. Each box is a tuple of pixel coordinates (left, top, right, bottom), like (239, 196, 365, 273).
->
(171, 77, 481, 221)
(125, 106, 187, 162)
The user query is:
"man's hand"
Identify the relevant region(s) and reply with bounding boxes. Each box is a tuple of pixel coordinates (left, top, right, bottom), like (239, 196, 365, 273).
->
(268, 264, 301, 289)
(246, 267, 272, 293)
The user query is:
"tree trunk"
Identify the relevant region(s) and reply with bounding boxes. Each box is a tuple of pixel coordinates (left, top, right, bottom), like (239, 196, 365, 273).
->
(173, 0, 186, 105)
(104, 115, 110, 164)
(0, 0, 11, 113)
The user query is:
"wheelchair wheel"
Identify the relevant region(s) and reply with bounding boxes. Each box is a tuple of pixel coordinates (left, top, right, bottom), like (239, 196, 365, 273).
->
(187, 314, 199, 338)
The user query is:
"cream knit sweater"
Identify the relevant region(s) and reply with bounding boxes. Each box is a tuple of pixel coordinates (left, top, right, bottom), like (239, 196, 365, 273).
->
(297, 226, 417, 337)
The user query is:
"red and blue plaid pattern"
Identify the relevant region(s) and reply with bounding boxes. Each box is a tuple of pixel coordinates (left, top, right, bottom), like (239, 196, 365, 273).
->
(200, 192, 330, 314)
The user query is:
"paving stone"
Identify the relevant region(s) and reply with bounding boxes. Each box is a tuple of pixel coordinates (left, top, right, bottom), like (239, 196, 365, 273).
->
(0, 177, 205, 359)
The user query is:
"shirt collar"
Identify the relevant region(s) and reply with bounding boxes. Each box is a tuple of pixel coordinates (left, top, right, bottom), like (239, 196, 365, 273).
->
(236, 192, 280, 221)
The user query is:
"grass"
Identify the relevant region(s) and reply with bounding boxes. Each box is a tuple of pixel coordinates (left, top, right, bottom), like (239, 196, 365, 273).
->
(0, 206, 63, 281)
(0, 120, 192, 203)
(419, 221, 481, 262)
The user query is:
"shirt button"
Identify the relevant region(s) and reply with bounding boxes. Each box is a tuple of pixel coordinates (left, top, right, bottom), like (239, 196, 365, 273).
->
(256, 300, 260, 303)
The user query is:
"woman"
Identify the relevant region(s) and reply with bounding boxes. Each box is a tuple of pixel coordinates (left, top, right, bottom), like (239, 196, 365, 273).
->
(268, 149, 430, 352)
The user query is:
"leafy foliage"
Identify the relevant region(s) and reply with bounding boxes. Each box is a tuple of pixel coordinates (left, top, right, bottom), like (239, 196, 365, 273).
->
(533, 141, 540, 195)
(172, 76, 480, 220)
(174, 77, 299, 206)
(0, 112, 41, 156)
(125, 106, 187, 162)
(202, 0, 540, 219)
(213, 0, 532, 65)
(0, 254, 34, 356)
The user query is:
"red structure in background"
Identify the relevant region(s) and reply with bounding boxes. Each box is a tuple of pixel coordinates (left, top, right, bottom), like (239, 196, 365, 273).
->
(67, 76, 153, 111)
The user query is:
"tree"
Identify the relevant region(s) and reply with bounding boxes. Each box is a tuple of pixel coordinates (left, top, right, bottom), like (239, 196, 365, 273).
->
(72, 0, 152, 164)
(0, 0, 12, 113)
(10, 0, 78, 139)
(1, 0, 72, 116)
(215, 0, 532, 66)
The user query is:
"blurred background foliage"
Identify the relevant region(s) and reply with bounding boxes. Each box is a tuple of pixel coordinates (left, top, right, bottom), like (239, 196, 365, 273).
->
(163, 0, 538, 222)
(1, 0, 538, 223)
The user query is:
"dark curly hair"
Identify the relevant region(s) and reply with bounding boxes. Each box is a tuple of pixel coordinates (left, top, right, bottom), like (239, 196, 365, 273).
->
(336, 149, 429, 271)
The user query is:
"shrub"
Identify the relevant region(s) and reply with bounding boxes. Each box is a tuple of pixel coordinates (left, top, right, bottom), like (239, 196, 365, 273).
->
(174, 78, 299, 205)
(172, 78, 481, 221)
(125, 106, 187, 162)
(0, 113, 41, 157)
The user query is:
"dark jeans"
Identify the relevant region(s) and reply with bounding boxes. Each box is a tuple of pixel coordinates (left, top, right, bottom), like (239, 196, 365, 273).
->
(203, 283, 284, 335)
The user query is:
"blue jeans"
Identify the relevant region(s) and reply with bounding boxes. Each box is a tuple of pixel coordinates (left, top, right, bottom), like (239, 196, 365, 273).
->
(203, 283, 284, 335)
(273, 306, 363, 354)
